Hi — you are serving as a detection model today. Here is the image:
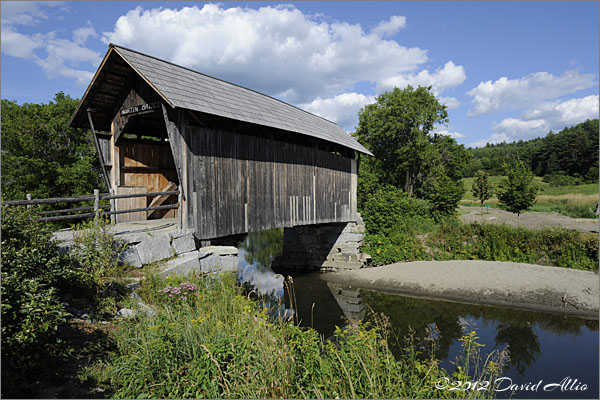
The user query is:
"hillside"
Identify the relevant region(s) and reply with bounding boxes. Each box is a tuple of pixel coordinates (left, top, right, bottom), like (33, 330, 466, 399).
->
(465, 119, 599, 182)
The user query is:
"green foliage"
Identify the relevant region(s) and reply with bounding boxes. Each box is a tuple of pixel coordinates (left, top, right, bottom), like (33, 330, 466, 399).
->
(465, 119, 599, 181)
(363, 227, 432, 266)
(1, 92, 104, 201)
(361, 185, 432, 235)
(421, 170, 465, 218)
(0, 207, 126, 397)
(355, 85, 448, 196)
(471, 170, 494, 208)
(542, 174, 583, 187)
(427, 221, 598, 271)
(88, 272, 501, 399)
(497, 161, 539, 217)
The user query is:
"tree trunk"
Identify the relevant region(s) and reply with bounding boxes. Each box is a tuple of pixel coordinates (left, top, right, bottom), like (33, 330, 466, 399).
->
(405, 169, 413, 197)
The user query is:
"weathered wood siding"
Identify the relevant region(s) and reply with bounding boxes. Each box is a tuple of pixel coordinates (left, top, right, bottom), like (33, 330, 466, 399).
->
(177, 124, 356, 239)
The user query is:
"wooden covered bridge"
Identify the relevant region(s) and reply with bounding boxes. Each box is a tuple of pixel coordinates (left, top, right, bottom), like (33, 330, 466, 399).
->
(68, 44, 372, 241)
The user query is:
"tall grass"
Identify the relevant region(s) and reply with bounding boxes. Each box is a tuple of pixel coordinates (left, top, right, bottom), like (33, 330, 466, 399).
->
(88, 272, 505, 399)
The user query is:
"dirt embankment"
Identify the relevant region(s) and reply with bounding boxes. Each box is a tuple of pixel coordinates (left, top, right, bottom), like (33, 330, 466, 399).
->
(324, 260, 599, 318)
(459, 205, 598, 233)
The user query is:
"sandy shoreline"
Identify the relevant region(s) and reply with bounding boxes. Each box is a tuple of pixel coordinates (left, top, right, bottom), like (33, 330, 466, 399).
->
(322, 260, 599, 318)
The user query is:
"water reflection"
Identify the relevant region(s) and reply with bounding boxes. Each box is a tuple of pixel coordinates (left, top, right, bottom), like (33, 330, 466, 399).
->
(235, 228, 599, 399)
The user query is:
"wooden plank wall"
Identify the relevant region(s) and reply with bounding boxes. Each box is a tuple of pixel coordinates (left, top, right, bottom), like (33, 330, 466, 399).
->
(184, 126, 355, 239)
(119, 139, 178, 219)
(115, 186, 146, 222)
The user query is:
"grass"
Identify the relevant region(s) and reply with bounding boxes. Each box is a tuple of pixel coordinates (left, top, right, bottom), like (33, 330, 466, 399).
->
(84, 272, 506, 399)
(362, 218, 599, 271)
(462, 176, 598, 219)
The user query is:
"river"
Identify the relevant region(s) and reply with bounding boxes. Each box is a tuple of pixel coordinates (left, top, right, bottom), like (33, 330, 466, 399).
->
(235, 229, 599, 399)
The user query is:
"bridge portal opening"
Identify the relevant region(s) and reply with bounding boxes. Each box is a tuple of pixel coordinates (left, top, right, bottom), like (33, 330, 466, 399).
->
(114, 112, 179, 222)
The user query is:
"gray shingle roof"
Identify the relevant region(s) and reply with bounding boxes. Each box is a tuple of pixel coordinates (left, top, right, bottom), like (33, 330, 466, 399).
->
(112, 44, 372, 155)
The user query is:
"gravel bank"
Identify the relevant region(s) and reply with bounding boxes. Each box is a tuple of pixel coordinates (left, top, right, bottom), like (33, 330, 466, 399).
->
(323, 261, 599, 318)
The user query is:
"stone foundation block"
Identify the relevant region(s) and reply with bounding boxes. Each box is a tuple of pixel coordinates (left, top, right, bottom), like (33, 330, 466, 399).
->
(172, 234, 196, 255)
(136, 235, 173, 265)
(160, 251, 201, 278)
(199, 245, 239, 256)
(119, 245, 142, 268)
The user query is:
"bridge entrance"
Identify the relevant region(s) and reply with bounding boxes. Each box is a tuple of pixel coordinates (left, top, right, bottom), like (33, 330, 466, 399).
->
(103, 110, 179, 223)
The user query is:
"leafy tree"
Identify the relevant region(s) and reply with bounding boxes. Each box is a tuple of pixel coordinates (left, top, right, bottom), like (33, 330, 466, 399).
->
(355, 86, 448, 196)
(421, 169, 465, 218)
(496, 161, 538, 224)
(471, 170, 494, 213)
(1, 92, 105, 201)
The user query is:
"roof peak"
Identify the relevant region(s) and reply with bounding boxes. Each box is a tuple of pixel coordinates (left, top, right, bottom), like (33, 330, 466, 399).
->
(109, 43, 342, 128)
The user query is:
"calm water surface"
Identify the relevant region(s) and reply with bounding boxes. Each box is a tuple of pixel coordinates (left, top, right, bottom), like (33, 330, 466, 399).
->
(235, 229, 599, 399)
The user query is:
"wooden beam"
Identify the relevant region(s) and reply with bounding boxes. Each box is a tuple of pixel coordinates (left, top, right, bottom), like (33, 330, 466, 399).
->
(88, 111, 112, 190)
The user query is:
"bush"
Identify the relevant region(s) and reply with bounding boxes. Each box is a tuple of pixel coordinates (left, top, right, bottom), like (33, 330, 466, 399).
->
(542, 174, 583, 187)
(427, 222, 598, 271)
(1, 208, 79, 396)
(361, 185, 432, 234)
(0, 208, 124, 397)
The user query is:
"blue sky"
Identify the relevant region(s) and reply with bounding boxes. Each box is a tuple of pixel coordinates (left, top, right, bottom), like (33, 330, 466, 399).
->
(2, 1, 598, 147)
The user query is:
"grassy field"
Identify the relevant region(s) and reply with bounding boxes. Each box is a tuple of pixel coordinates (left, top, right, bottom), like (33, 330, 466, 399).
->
(461, 176, 598, 218)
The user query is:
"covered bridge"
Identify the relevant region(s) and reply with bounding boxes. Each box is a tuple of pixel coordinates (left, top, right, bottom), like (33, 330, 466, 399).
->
(69, 44, 372, 241)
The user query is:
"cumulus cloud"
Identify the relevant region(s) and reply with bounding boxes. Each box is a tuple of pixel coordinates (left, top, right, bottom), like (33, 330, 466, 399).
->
(0, 1, 65, 26)
(1, 3, 101, 85)
(438, 96, 461, 110)
(466, 70, 596, 116)
(100, 4, 465, 104)
(378, 61, 466, 94)
(434, 128, 466, 139)
(73, 21, 98, 44)
(300, 92, 376, 131)
(371, 15, 406, 37)
(468, 95, 599, 147)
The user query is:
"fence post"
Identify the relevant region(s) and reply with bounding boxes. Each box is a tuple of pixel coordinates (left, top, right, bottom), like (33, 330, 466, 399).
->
(94, 189, 100, 223)
(26, 194, 32, 209)
(109, 188, 116, 224)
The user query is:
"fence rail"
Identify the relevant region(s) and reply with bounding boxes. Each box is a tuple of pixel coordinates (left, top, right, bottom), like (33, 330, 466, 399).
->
(3, 188, 180, 224)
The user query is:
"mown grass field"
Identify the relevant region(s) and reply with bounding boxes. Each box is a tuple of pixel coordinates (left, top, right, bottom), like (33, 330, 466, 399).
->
(461, 176, 599, 218)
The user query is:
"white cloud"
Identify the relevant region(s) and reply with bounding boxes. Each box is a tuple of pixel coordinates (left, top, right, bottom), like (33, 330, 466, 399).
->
(371, 15, 406, 37)
(434, 128, 465, 139)
(466, 70, 596, 116)
(439, 96, 461, 110)
(300, 92, 376, 131)
(0, 1, 64, 26)
(0, 26, 44, 58)
(469, 95, 599, 147)
(378, 61, 466, 94)
(73, 22, 98, 45)
(101, 4, 436, 103)
(1, 4, 101, 85)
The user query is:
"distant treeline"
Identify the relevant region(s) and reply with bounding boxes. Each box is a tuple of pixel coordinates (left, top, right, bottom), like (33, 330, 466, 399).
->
(465, 119, 599, 182)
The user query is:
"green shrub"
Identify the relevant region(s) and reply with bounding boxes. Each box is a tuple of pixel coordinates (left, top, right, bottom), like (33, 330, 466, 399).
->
(427, 222, 598, 271)
(361, 185, 432, 234)
(542, 174, 583, 187)
(0, 207, 124, 397)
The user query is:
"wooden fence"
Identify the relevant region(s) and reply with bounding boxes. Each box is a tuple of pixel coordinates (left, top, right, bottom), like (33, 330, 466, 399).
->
(3, 189, 181, 226)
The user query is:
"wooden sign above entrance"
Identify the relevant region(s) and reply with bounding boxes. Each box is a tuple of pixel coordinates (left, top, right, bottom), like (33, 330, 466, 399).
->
(120, 101, 161, 116)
